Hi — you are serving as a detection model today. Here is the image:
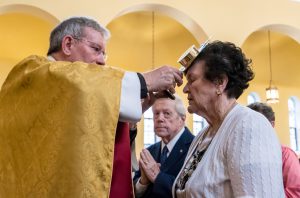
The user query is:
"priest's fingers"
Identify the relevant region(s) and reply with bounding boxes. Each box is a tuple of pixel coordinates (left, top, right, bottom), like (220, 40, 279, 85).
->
(173, 70, 183, 87)
(167, 87, 175, 94)
(141, 92, 156, 113)
(142, 66, 182, 92)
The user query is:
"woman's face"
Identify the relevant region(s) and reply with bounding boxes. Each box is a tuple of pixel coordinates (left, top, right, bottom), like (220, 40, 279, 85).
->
(183, 61, 218, 115)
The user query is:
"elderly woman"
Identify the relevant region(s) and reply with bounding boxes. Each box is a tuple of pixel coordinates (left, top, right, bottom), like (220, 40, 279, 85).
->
(173, 41, 284, 197)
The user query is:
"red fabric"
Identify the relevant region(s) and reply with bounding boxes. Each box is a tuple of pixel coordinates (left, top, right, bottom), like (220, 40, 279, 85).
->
(281, 145, 300, 198)
(110, 122, 133, 198)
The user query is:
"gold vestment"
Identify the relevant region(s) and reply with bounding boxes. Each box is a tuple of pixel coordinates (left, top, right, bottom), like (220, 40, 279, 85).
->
(0, 55, 124, 198)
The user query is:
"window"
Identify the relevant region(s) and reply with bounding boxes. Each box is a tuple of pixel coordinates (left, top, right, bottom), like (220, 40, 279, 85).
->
(193, 114, 208, 136)
(143, 108, 160, 148)
(247, 92, 260, 105)
(288, 97, 300, 151)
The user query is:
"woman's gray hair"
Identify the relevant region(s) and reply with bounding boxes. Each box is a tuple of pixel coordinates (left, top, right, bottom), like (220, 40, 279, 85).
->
(47, 16, 110, 55)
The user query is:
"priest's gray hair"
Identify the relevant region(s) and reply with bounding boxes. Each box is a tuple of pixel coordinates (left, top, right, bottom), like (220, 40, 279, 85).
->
(47, 16, 110, 55)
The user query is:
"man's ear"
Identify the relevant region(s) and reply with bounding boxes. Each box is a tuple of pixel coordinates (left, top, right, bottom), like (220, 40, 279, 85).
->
(181, 115, 186, 122)
(271, 121, 275, 128)
(61, 35, 74, 56)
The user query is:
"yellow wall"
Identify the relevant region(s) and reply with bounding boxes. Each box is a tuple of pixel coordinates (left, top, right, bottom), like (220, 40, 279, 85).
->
(242, 31, 300, 147)
(106, 12, 199, 155)
(0, 13, 54, 85)
(240, 84, 300, 146)
(1, 1, 300, 157)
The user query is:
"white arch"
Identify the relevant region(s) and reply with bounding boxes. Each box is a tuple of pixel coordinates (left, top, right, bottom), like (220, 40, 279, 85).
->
(111, 3, 207, 43)
(0, 4, 59, 25)
(259, 24, 300, 44)
(241, 24, 300, 45)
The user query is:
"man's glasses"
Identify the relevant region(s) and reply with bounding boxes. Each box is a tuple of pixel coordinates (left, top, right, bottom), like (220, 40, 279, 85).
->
(74, 37, 108, 61)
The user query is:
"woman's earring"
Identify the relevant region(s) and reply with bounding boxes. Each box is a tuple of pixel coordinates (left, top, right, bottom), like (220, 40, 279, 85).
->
(216, 90, 221, 95)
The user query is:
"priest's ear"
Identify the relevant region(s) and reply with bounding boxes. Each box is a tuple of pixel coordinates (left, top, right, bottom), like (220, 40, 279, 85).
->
(61, 35, 75, 56)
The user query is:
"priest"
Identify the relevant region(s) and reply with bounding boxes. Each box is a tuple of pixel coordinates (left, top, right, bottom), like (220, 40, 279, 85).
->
(0, 16, 182, 198)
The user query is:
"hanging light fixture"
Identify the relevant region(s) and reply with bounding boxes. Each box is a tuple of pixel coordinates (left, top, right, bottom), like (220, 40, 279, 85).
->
(151, 11, 175, 99)
(151, 11, 155, 71)
(265, 30, 279, 103)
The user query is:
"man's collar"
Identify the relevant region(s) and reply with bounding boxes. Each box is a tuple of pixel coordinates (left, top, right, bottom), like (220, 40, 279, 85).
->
(161, 126, 185, 153)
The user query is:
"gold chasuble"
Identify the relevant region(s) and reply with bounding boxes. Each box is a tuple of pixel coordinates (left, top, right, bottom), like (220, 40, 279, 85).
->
(0, 55, 125, 198)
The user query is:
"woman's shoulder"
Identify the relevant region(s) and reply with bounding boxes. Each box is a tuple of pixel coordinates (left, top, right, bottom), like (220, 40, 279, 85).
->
(229, 104, 270, 126)
(223, 104, 276, 145)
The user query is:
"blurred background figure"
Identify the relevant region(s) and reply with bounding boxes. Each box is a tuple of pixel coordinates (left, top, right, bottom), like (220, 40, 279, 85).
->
(248, 102, 300, 198)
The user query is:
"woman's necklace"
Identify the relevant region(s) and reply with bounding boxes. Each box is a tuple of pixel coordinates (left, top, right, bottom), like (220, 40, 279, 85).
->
(176, 127, 213, 190)
(176, 101, 237, 191)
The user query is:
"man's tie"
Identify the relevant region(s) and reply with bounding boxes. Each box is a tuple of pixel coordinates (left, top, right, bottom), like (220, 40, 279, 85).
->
(160, 145, 169, 165)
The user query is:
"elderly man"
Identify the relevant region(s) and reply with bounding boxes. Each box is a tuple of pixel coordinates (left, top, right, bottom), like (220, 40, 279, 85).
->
(133, 94, 194, 198)
(0, 16, 182, 198)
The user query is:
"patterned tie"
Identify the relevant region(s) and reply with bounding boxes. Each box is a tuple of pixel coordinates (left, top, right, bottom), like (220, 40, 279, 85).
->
(160, 145, 169, 165)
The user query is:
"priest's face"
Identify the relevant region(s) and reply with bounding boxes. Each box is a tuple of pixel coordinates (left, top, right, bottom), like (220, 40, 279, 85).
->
(152, 98, 185, 144)
(69, 27, 107, 65)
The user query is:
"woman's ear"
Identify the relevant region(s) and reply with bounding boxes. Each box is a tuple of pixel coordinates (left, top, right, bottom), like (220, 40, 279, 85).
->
(214, 75, 228, 92)
(61, 35, 74, 56)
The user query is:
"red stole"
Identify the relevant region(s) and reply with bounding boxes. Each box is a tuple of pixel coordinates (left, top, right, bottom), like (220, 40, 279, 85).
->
(110, 122, 133, 198)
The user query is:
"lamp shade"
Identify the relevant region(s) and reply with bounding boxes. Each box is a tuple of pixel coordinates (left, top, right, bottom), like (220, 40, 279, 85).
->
(266, 86, 279, 103)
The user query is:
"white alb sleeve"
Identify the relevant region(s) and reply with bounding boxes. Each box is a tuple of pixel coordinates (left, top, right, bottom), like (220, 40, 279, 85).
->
(119, 72, 142, 122)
